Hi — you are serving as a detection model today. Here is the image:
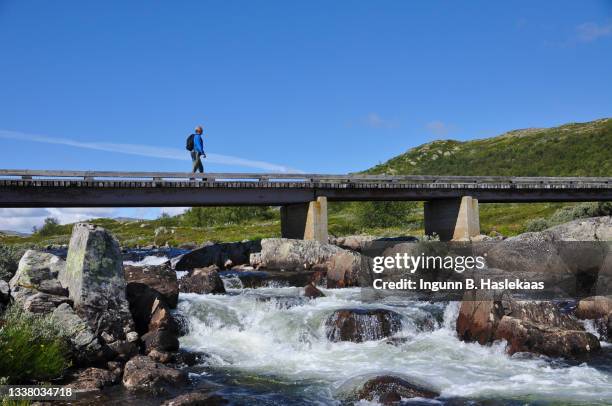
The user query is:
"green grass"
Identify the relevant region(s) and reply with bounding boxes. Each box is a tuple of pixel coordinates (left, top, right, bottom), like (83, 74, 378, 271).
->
(0, 306, 70, 384)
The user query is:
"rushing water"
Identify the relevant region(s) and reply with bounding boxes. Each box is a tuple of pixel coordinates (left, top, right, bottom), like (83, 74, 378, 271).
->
(75, 249, 612, 405)
(175, 279, 612, 405)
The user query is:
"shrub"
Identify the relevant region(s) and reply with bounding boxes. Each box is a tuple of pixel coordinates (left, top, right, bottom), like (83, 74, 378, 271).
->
(0, 306, 70, 384)
(353, 201, 418, 228)
(525, 217, 550, 232)
(180, 206, 277, 227)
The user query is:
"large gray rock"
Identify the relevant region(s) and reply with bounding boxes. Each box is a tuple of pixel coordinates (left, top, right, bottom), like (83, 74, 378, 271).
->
(59, 223, 137, 346)
(546, 216, 612, 241)
(330, 235, 419, 253)
(10, 250, 65, 292)
(9, 250, 69, 314)
(52, 303, 104, 365)
(258, 239, 370, 288)
(259, 238, 343, 271)
(481, 218, 612, 297)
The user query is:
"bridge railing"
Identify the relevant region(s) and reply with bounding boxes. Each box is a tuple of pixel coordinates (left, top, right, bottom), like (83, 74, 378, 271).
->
(0, 169, 610, 185)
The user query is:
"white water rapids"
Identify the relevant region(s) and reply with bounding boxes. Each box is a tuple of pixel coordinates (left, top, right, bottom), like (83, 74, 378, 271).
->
(176, 281, 612, 405)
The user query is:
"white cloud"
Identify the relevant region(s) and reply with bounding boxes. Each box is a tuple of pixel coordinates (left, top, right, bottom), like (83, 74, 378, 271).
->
(355, 113, 399, 129)
(0, 130, 302, 173)
(425, 121, 452, 136)
(0, 208, 120, 233)
(575, 22, 612, 42)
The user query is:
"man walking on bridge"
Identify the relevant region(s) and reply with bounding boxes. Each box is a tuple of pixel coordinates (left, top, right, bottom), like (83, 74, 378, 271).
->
(187, 125, 206, 174)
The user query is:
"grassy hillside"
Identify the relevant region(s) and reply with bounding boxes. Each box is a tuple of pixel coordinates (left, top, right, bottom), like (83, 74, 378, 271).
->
(1, 118, 610, 247)
(367, 118, 612, 176)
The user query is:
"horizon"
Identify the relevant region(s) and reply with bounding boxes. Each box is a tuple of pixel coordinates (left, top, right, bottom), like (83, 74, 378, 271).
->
(1, 0, 611, 231)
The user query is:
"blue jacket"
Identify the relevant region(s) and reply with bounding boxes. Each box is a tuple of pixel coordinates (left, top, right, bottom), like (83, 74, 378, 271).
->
(194, 134, 205, 154)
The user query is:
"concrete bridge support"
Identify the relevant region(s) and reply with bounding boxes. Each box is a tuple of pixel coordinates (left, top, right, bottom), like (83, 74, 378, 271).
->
(424, 196, 480, 241)
(281, 196, 328, 243)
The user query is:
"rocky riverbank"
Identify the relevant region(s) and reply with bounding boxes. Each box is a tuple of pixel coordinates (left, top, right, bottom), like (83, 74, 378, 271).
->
(0, 217, 611, 404)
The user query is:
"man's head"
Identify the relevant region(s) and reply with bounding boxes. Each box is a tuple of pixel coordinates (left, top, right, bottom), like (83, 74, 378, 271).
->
(195, 126, 203, 135)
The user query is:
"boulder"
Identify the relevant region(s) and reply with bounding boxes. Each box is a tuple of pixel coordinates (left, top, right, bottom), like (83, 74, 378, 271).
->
(257, 239, 370, 288)
(481, 218, 612, 297)
(142, 329, 180, 353)
(357, 375, 439, 404)
(179, 265, 226, 294)
(456, 291, 600, 357)
(9, 250, 71, 314)
(456, 290, 506, 345)
(172, 240, 261, 271)
(125, 264, 178, 308)
(122, 355, 188, 393)
(70, 367, 119, 391)
(9, 250, 65, 291)
(258, 238, 343, 271)
(304, 282, 325, 299)
(325, 309, 402, 342)
(546, 216, 612, 241)
(494, 316, 600, 357)
(60, 223, 137, 347)
(331, 235, 419, 253)
(162, 391, 229, 406)
(575, 296, 612, 320)
(325, 250, 366, 288)
(52, 303, 104, 365)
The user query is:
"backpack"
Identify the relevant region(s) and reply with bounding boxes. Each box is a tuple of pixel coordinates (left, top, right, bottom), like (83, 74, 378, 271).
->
(186, 134, 195, 151)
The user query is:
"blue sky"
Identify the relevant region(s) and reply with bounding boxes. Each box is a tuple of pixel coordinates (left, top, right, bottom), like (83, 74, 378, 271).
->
(1, 0, 611, 231)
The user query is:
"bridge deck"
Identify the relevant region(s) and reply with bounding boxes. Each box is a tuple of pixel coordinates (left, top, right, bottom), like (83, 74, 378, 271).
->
(1, 170, 611, 207)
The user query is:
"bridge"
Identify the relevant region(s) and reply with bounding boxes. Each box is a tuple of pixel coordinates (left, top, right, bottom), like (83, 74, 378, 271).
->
(1, 169, 611, 241)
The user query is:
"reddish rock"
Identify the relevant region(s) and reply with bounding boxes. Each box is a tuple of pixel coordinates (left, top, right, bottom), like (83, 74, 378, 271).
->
(456, 291, 598, 358)
(494, 316, 600, 357)
(304, 283, 325, 299)
(122, 355, 187, 393)
(149, 298, 180, 335)
(456, 291, 505, 345)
